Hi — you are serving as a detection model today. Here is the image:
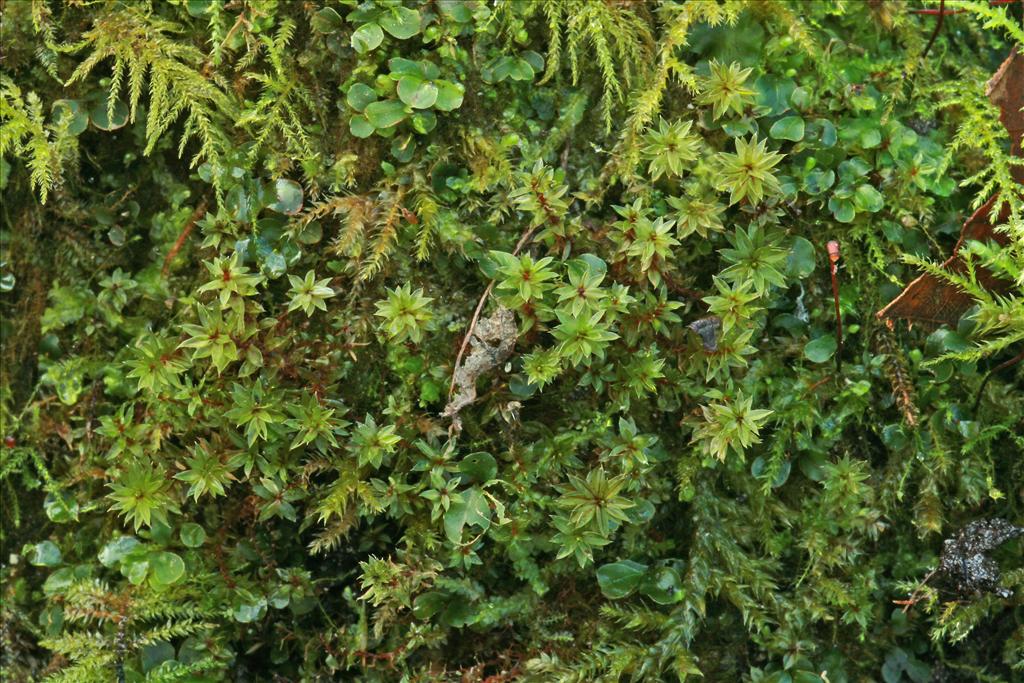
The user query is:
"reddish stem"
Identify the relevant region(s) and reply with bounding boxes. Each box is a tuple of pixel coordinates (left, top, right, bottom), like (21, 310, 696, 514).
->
(161, 198, 209, 278)
(827, 240, 843, 373)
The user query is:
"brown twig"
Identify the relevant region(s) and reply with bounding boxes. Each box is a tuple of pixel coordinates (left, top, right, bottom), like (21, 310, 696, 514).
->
(448, 225, 538, 398)
(161, 198, 209, 278)
(895, 568, 938, 614)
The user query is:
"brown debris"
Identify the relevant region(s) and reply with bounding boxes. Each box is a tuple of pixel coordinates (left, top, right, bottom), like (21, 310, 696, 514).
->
(876, 48, 1022, 326)
(442, 307, 517, 433)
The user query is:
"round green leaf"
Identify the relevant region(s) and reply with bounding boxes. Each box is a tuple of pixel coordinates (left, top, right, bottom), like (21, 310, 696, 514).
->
(388, 58, 425, 78)
(30, 540, 62, 567)
(828, 197, 856, 223)
(770, 115, 805, 141)
(149, 551, 185, 586)
(860, 127, 882, 148)
(52, 100, 89, 136)
(346, 83, 378, 112)
(180, 523, 206, 548)
(364, 100, 408, 129)
(397, 76, 438, 109)
(311, 7, 344, 33)
(596, 560, 648, 599)
(89, 99, 129, 131)
(439, 0, 473, 22)
(804, 335, 838, 363)
(433, 80, 464, 112)
(349, 115, 375, 139)
(459, 452, 497, 483)
(123, 555, 150, 585)
(44, 492, 79, 524)
(787, 236, 816, 278)
(43, 567, 76, 596)
(412, 590, 447, 619)
(390, 134, 416, 163)
(508, 58, 535, 81)
(99, 536, 140, 567)
(803, 169, 835, 195)
(379, 6, 421, 39)
(351, 22, 383, 53)
(640, 566, 683, 605)
(853, 184, 884, 213)
(233, 597, 267, 623)
(268, 179, 304, 215)
(411, 110, 437, 134)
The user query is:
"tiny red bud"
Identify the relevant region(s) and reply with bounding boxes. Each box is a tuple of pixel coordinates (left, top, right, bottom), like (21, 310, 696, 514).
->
(4, 435, 16, 448)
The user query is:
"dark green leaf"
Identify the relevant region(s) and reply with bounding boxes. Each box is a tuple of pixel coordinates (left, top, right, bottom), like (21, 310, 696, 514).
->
(804, 335, 837, 363)
(596, 560, 647, 599)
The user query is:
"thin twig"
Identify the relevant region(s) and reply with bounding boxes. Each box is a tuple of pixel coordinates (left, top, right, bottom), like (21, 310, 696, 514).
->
(895, 568, 938, 614)
(973, 348, 1024, 412)
(919, 0, 947, 63)
(448, 225, 538, 398)
(161, 198, 209, 278)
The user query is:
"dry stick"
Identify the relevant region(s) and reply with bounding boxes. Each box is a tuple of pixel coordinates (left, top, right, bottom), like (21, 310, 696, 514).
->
(827, 240, 843, 374)
(895, 568, 938, 614)
(448, 224, 538, 398)
(161, 198, 209, 278)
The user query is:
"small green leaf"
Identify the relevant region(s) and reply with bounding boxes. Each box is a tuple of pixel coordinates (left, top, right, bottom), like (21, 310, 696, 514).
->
(149, 551, 185, 585)
(860, 127, 882, 148)
(351, 22, 384, 53)
(433, 80, 464, 111)
(439, 0, 473, 22)
(122, 555, 150, 585)
(412, 590, 447, 619)
(828, 197, 856, 223)
(853, 184, 884, 213)
(233, 597, 267, 623)
(29, 540, 62, 567)
(90, 99, 129, 131)
(99, 536, 139, 567)
(44, 492, 79, 524)
(388, 58, 426, 78)
(411, 110, 437, 134)
(459, 452, 497, 483)
(268, 179, 304, 215)
(787, 236, 816, 278)
(397, 76, 438, 109)
(365, 100, 409, 129)
(803, 169, 834, 195)
(804, 335, 838, 363)
(379, 6, 420, 39)
(311, 7, 344, 33)
(639, 566, 683, 605)
(769, 115, 805, 141)
(346, 83, 378, 112)
(52, 100, 89, 135)
(596, 560, 648, 599)
(180, 523, 206, 548)
(349, 115, 375, 138)
(444, 487, 491, 543)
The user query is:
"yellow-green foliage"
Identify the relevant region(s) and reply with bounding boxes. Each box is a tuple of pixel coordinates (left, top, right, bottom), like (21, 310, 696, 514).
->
(2, 2, 1023, 681)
